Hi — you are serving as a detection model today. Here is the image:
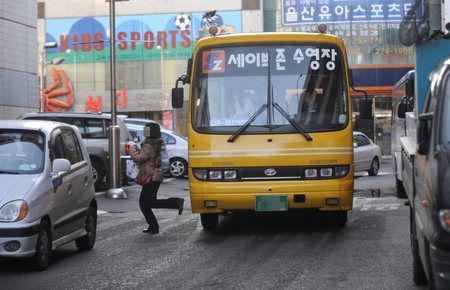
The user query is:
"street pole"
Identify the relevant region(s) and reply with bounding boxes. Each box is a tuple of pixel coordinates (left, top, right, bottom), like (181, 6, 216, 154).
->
(40, 52, 45, 112)
(106, 0, 126, 199)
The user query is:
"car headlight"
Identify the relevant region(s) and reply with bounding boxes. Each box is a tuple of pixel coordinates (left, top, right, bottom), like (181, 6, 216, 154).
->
(0, 200, 29, 222)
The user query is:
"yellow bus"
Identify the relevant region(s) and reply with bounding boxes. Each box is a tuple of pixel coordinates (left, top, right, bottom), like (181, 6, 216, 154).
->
(172, 29, 354, 230)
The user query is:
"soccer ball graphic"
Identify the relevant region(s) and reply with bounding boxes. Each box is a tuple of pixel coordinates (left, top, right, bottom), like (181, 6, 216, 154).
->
(175, 14, 191, 30)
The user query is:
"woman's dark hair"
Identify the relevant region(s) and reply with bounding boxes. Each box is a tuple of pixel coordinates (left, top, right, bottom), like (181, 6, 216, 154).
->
(144, 122, 161, 139)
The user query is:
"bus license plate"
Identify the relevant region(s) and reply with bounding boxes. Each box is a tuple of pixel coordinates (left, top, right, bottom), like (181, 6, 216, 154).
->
(255, 196, 288, 212)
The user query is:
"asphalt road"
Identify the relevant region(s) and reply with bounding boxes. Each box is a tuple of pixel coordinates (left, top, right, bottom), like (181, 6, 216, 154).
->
(0, 162, 426, 289)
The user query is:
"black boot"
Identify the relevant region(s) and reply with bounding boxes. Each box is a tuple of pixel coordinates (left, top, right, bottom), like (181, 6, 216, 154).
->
(143, 225, 159, 234)
(178, 198, 185, 215)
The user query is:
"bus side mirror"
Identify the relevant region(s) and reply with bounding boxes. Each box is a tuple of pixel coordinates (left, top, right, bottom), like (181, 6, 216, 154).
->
(172, 87, 184, 108)
(359, 99, 372, 119)
(397, 103, 407, 119)
(417, 113, 433, 155)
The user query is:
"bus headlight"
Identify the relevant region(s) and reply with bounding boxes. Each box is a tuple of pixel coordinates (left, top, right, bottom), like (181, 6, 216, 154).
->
(320, 168, 333, 177)
(193, 169, 208, 181)
(209, 170, 223, 180)
(335, 166, 350, 178)
(304, 168, 318, 178)
(224, 170, 238, 181)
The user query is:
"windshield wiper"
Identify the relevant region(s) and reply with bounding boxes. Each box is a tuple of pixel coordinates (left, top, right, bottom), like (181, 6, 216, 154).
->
(227, 104, 268, 143)
(273, 102, 313, 141)
(0, 170, 19, 174)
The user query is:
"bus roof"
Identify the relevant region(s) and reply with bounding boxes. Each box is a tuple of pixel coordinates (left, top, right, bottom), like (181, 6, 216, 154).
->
(195, 32, 346, 50)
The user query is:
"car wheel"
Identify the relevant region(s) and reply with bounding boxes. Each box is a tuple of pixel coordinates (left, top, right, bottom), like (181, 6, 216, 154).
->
(368, 157, 379, 176)
(411, 208, 428, 285)
(331, 211, 347, 228)
(34, 220, 52, 271)
(91, 159, 105, 190)
(75, 205, 97, 251)
(200, 213, 219, 230)
(169, 158, 188, 178)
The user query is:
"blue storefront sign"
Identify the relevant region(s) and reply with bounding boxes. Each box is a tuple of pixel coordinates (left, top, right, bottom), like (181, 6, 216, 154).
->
(282, 0, 418, 26)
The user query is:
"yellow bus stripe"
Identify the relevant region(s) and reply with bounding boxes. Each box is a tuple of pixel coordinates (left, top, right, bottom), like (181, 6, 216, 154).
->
(189, 152, 353, 158)
(190, 147, 353, 154)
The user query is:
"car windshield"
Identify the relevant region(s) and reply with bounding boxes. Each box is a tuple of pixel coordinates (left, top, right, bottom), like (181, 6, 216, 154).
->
(192, 44, 348, 134)
(0, 130, 45, 174)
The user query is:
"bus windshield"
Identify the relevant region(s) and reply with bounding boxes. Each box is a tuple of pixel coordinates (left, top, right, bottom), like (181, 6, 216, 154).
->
(192, 44, 348, 134)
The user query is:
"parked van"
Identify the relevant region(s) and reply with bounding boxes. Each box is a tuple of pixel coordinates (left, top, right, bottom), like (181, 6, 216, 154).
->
(0, 120, 97, 270)
(20, 112, 131, 190)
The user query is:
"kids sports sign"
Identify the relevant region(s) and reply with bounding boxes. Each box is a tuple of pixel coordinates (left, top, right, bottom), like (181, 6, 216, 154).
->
(45, 11, 242, 63)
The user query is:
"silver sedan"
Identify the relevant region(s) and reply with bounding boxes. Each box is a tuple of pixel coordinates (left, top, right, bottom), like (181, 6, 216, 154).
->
(353, 131, 382, 176)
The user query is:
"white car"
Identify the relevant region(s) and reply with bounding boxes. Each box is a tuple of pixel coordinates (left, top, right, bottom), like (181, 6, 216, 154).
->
(161, 129, 188, 178)
(353, 131, 382, 176)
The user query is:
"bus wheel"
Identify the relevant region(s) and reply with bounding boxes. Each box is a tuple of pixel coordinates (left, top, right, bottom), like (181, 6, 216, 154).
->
(411, 208, 428, 285)
(332, 211, 348, 228)
(200, 213, 218, 230)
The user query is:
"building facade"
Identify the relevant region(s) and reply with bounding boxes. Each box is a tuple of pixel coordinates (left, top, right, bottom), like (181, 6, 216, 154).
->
(0, 0, 38, 119)
(39, 0, 264, 135)
(269, 0, 416, 155)
(40, 0, 416, 153)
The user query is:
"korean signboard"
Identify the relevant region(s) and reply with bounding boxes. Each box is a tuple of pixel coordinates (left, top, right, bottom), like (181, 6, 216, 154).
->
(282, 0, 419, 25)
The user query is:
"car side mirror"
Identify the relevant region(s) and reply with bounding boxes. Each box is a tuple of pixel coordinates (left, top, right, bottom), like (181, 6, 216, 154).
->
(417, 113, 433, 155)
(353, 142, 358, 148)
(52, 158, 71, 174)
(397, 103, 407, 119)
(359, 99, 373, 119)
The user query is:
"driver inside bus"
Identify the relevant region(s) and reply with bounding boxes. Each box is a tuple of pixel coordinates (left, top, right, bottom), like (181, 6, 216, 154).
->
(233, 91, 256, 118)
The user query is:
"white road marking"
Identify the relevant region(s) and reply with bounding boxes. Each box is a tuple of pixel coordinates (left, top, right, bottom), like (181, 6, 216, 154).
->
(353, 197, 402, 211)
(360, 204, 400, 211)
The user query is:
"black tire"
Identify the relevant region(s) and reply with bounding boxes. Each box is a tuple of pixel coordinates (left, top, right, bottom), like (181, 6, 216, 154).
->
(169, 158, 188, 178)
(368, 157, 379, 176)
(91, 158, 105, 190)
(34, 220, 52, 271)
(76, 205, 97, 251)
(332, 211, 348, 228)
(200, 213, 219, 230)
(396, 178, 407, 199)
(410, 208, 428, 286)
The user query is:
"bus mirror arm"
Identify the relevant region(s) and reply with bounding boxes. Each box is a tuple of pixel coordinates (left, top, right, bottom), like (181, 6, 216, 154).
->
(273, 102, 313, 141)
(176, 75, 189, 86)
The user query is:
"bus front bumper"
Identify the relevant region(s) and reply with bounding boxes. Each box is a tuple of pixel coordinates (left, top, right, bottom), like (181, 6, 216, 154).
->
(190, 189, 353, 213)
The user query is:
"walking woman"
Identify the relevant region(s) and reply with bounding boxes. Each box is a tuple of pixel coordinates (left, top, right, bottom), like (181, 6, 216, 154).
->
(128, 122, 184, 234)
